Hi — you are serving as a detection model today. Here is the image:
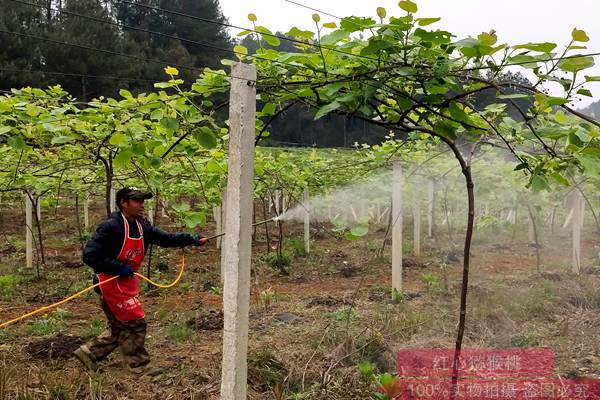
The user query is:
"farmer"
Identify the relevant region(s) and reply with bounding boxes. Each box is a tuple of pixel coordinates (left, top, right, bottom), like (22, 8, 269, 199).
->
(73, 187, 206, 375)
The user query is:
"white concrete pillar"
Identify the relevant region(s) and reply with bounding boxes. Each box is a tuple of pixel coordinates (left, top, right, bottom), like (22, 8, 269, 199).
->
(148, 206, 154, 225)
(220, 190, 228, 279)
(214, 204, 223, 249)
(109, 184, 116, 213)
(413, 201, 421, 257)
(392, 161, 403, 295)
(25, 194, 33, 270)
(36, 198, 41, 222)
(304, 188, 310, 255)
(572, 191, 583, 274)
(220, 62, 256, 400)
(427, 180, 434, 238)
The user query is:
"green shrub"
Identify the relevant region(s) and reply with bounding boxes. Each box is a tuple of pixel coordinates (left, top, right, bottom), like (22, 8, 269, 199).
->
(82, 319, 105, 339)
(29, 317, 62, 336)
(510, 331, 539, 347)
(168, 323, 193, 343)
(420, 272, 442, 294)
(260, 251, 292, 273)
(0, 274, 20, 300)
(286, 238, 307, 257)
(325, 307, 358, 323)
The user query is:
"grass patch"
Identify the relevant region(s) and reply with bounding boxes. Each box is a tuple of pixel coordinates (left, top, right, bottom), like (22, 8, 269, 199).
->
(168, 323, 194, 343)
(81, 319, 105, 339)
(29, 317, 62, 336)
(325, 307, 358, 323)
(0, 274, 20, 301)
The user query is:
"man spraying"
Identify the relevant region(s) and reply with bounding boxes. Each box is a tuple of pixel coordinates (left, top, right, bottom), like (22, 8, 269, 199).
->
(73, 187, 206, 375)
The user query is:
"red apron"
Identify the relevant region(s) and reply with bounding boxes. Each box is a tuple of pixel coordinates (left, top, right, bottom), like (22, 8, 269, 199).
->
(97, 214, 145, 321)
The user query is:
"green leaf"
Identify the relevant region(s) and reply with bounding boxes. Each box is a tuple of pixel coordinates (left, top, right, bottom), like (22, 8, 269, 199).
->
(478, 31, 497, 46)
(255, 26, 280, 47)
(312, 13, 320, 23)
(577, 88, 593, 97)
(322, 22, 337, 29)
(160, 117, 179, 132)
(7, 136, 26, 150)
(285, 27, 314, 39)
(149, 156, 163, 168)
(550, 172, 570, 186)
(585, 76, 600, 82)
(530, 175, 550, 192)
(119, 89, 133, 100)
(433, 120, 457, 140)
(184, 212, 206, 229)
(513, 42, 557, 53)
(205, 159, 223, 173)
(51, 135, 75, 144)
(320, 30, 350, 46)
(417, 17, 441, 26)
(376, 7, 387, 19)
(172, 203, 190, 213)
(247, 13, 257, 22)
(132, 142, 146, 155)
(114, 149, 133, 168)
(0, 126, 11, 135)
(350, 224, 369, 237)
(314, 101, 342, 119)
(193, 127, 218, 149)
(559, 56, 595, 73)
(109, 133, 127, 146)
(572, 28, 590, 42)
(339, 16, 376, 32)
(577, 154, 600, 178)
(398, 0, 417, 13)
(233, 45, 248, 59)
(261, 103, 277, 116)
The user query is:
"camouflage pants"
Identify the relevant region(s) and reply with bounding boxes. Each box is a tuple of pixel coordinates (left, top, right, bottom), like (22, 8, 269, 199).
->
(85, 298, 150, 368)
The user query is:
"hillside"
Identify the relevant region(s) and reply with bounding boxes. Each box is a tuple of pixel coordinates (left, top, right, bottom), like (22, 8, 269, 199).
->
(581, 99, 600, 117)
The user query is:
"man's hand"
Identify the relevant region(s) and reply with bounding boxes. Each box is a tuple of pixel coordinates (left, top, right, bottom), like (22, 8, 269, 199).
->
(192, 234, 208, 247)
(117, 264, 134, 277)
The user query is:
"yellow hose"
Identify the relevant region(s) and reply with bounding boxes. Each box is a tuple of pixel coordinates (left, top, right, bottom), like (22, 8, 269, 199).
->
(0, 253, 186, 329)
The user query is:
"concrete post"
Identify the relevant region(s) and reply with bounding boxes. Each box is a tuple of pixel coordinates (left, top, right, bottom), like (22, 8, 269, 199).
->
(214, 205, 222, 249)
(36, 198, 41, 222)
(220, 189, 228, 280)
(427, 180, 434, 238)
(109, 184, 116, 213)
(304, 188, 310, 255)
(25, 194, 33, 269)
(220, 62, 256, 400)
(413, 200, 421, 257)
(392, 161, 403, 295)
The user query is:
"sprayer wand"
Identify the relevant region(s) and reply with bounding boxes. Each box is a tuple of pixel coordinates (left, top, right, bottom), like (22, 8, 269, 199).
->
(203, 217, 276, 241)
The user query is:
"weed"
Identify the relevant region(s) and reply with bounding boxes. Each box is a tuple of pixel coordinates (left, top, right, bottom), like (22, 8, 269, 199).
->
(29, 317, 62, 336)
(52, 308, 73, 320)
(0, 275, 19, 301)
(168, 323, 193, 343)
(260, 251, 293, 273)
(325, 307, 358, 323)
(286, 238, 306, 257)
(260, 287, 277, 311)
(510, 331, 539, 347)
(180, 282, 192, 292)
(420, 272, 442, 294)
(209, 286, 222, 296)
(248, 350, 287, 390)
(357, 361, 377, 381)
(82, 319, 105, 339)
(49, 384, 70, 400)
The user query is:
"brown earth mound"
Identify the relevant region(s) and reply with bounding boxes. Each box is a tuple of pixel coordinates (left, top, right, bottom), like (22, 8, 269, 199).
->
(186, 310, 223, 331)
(24, 334, 83, 360)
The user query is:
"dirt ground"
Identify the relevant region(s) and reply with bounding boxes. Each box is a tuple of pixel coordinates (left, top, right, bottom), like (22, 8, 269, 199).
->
(0, 203, 599, 399)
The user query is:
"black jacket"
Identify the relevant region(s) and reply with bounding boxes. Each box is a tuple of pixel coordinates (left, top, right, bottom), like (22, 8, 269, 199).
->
(83, 212, 197, 275)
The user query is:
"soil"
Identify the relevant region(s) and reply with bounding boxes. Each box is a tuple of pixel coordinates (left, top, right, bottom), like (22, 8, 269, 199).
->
(24, 334, 83, 360)
(0, 203, 599, 399)
(187, 310, 224, 331)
